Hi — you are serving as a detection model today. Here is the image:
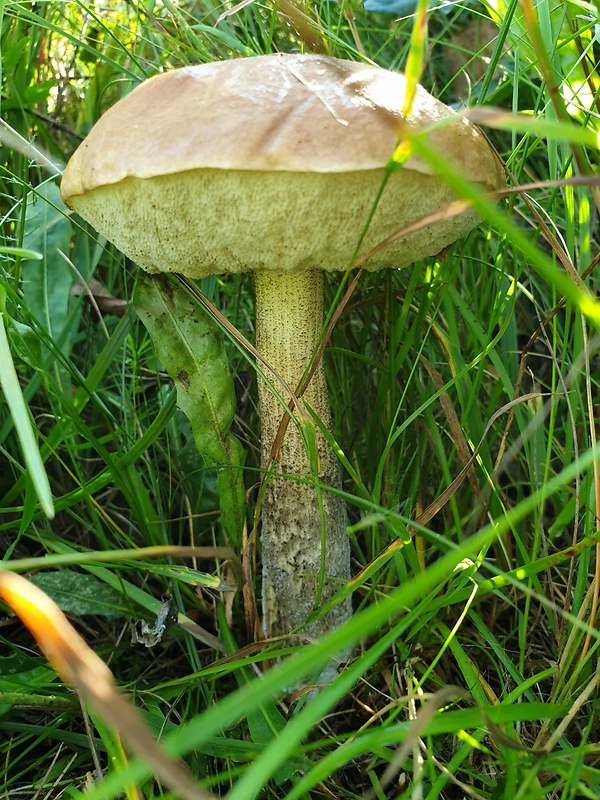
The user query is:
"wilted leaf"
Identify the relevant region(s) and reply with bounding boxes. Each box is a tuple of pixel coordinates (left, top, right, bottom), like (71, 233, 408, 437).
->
(134, 273, 246, 545)
(70, 276, 128, 318)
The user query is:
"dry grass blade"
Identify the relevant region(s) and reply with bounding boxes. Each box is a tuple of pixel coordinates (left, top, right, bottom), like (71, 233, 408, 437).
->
(0, 118, 62, 174)
(215, 0, 256, 23)
(419, 355, 482, 498)
(0, 570, 216, 800)
(276, 0, 328, 53)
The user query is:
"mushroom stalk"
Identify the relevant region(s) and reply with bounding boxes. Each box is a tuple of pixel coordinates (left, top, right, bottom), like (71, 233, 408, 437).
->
(254, 269, 352, 642)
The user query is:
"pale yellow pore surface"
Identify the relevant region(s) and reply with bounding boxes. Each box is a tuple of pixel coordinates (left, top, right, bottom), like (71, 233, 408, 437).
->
(66, 168, 484, 277)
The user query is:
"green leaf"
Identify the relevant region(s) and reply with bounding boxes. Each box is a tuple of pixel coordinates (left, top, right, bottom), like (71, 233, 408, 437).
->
(30, 570, 130, 618)
(0, 35, 28, 73)
(0, 246, 42, 259)
(21, 182, 73, 341)
(21, 181, 74, 390)
(0, 309, 54, 518)
(6, 318, 44, 371)
(2, 80, 57, 110)
(0, 655, 56, 690)
(133, 273, 246, 545)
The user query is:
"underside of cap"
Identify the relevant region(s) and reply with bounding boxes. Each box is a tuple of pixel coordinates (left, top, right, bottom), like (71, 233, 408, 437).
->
(66, 167, 484, 276)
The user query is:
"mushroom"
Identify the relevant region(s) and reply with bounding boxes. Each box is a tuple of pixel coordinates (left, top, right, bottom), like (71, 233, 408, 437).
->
(61, 54, 504, 655)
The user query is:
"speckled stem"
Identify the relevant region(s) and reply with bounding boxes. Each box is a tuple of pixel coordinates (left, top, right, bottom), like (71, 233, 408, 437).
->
(254, 270, 352, 648)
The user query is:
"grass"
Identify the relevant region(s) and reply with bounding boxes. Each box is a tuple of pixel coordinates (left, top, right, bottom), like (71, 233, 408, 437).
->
(1, 0, 600, 797)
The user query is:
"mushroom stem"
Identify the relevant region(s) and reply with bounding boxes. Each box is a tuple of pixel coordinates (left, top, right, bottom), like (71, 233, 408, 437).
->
(254, 269, 352, 643)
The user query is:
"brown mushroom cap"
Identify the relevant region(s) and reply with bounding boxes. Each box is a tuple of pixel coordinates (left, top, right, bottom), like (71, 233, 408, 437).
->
(61, 53, 504, 277)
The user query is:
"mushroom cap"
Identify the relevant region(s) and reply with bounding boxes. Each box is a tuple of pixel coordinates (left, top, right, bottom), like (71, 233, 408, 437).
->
(61, 54, 504, 276)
